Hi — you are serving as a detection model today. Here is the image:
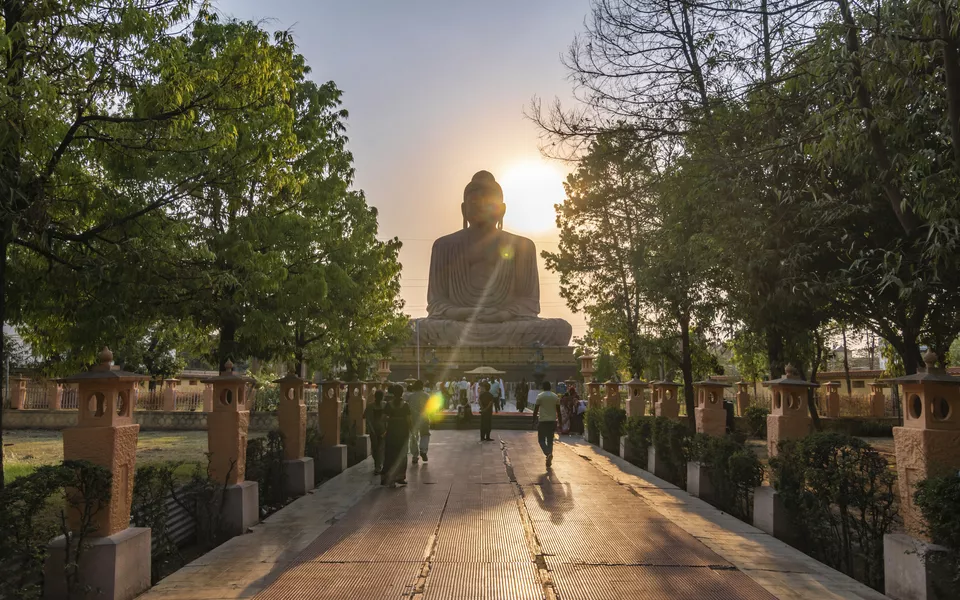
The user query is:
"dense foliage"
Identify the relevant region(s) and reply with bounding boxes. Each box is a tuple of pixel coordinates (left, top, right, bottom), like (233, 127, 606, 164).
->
(0, 461, 112, 599)
(689, 434, 764, 521)
(649, 417, 692, 487)
(539, 0, 960, 422)
(0, 3, 405, 486)
(914, 474, 960, 588)
(623, 415, 653, 466)
(770, 433, 898, 590)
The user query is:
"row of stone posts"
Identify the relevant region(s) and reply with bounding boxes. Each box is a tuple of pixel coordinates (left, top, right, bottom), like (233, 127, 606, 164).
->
(37, 349, 398, 600)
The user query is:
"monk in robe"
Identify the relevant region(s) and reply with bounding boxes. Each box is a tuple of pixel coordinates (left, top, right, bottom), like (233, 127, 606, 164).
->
(414, 171, 572, 347)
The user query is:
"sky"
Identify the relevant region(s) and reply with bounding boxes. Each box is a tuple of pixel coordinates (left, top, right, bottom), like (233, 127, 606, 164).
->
(216, 0, 592, 340)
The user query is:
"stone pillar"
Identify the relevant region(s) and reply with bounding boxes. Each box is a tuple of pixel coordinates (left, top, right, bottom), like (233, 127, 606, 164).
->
(579, 354, 596, 384)
(883, 351, 960, 600)
(45, 347, 151, 600)
(735, 382, 750, 416)
(10, 374, 27, 409)
(376, 358, 391, 383)
(763, 365, 817, 458)
(317, 379, 347, 474)
(202, 360, 258, 538)
(822, 381, 840, 418)
(347, 381, 370, 460)
(202, 383, 213, 413)
(651, 381, 681, 421)
(275, 372, 313, 497)
(603, 380, 622, 409)
(693, 380, 730, 436)
(869, 383, 886, 418)
(161, 378, 179, 412)
(625, 378, 647, 418)
(46, 380, 62, 410)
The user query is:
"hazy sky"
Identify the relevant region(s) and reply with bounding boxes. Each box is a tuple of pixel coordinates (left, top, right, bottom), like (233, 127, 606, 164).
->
(217, 0, 592, 339)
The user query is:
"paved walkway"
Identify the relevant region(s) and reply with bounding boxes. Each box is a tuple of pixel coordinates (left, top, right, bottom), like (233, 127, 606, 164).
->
(139, 430, 887, 600)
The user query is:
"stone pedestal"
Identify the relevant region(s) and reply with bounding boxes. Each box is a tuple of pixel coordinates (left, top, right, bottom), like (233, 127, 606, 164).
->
(884, 533, 954, 600)
(44, 527, 151, 600)
(10, 375, 27, 409)
(161, 379, 179, 412)
(694, 380, 730, 436)
(600, 432, 620, 455)
(354, 434, 371, 461)
(318, 380, 343, 448)
(47, 382, 62, 410)
(767, 414, 811, 458)
(869, 383, 886, 418)
(822, 382, 840, 418)
(686, 461, 714, 502)
(202, 383, 213, 412)
(207, 410, 250, 485)
(763, 366, 817, 458)
(284, 457, 315, 497)
(646, 445, 672, 481)
(625, 378, 647, 417)
(586, 422, 600, 445)
(735, 382, 750, 416)
(603, 381, 621, 409)
(753, 486, 792, 541)
(318, 444, 348, 475)
(892, 427, 960, 536)
(222, 480, 259, 537)
(651, 381, 680, 421)
(621, 437, 645, 465)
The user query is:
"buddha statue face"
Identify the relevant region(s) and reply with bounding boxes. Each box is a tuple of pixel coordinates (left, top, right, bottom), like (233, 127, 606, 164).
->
(461, 170, 506, 231)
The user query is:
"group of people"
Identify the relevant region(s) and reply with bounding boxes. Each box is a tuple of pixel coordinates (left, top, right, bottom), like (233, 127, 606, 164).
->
(360, 377, 591, 486)
(362, 380, 432, 488)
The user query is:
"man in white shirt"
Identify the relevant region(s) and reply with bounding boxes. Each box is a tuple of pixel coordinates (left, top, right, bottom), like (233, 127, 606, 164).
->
(532, 381, 561, 468)
(490, 379, 502, 412)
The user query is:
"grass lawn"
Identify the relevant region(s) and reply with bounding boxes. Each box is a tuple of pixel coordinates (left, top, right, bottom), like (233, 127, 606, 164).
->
(3, 430, 265, 484)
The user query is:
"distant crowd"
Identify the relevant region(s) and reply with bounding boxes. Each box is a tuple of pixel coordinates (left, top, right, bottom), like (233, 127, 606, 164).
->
(362, 378, 589, 487)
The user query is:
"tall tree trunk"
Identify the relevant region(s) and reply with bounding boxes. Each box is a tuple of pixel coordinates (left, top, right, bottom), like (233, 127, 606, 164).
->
(217, 319, 240, 371)
(0, 238, 6, 491)
(766, 330, 785, 381)
(806, 339, 824, 432)
(841, 324, 852, 395)
(679, 310, 695, 429)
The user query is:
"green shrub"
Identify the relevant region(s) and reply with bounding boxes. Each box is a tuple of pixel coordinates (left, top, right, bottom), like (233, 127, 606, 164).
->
(650, 417, 692, 487)
(599, 407, 627, 439)
(0, 461, 112, 600)
(743, 405, 769, 438)
(584, 407, 602, 443)
(623, 416, 653, 466)
(131, 463, 182, 584)
(689, 434, 763, 521)
(914, 474, 960, 588)
(252, 384, 280, 412)
(245, 430, 287, 512)
(770, 432, 897, 591)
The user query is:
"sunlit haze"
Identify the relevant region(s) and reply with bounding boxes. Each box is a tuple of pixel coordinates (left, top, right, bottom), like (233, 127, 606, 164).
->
(215, 0, 589, 340)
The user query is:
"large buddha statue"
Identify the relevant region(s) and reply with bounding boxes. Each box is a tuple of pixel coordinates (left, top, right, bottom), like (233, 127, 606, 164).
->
(413, 171, 572, 347)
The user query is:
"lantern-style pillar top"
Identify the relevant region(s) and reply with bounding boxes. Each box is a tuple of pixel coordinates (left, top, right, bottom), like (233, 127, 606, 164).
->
(579, 354, 596, 378)
(887, 351, 960, 431)
(59, 347, 149, 427)
(274, 371, 306, 406)
(694, 379, 731, 410)
(201, 359, 255, 412)
(736, 381, 750, 393)
(762, 365, 818, 415)
(376, 358, 392, 382)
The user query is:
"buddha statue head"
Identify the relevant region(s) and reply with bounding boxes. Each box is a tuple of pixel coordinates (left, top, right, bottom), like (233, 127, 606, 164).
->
(462, 170, 505, 231)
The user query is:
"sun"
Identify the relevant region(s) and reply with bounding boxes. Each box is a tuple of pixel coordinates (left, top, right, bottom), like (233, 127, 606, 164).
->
(498, 161, 567, 235)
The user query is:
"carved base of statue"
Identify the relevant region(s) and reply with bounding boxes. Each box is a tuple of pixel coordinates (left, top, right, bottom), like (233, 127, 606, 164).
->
(413, 317, 572, 347)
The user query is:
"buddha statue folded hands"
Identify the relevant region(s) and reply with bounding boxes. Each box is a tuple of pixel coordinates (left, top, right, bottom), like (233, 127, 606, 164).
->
(412, 170, 572, 347)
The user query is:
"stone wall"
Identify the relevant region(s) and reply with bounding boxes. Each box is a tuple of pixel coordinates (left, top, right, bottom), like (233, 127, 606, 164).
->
(2, 409, 320, 432)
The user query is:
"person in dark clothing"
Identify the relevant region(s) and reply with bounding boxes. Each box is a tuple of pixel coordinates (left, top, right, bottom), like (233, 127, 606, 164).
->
(364, 390, 387, 475)
(478, 381, 494, 441)
(382, 384, 412, 488)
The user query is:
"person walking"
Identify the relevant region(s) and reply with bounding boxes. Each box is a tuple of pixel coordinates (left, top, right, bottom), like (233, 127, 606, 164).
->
(490, 378, 502, 412)
(364, 389, 387, 475)
(532, 381, 561, 468)
(458, 377, 469, 406)
(478, 381, 495, 441)
(516, 378, 529, 412)
(406, 380, 431, 464)
(382, 384, 412, 488)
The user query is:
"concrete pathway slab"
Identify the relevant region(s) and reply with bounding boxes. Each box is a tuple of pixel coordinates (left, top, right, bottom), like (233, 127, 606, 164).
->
(137, 430, 888, 599)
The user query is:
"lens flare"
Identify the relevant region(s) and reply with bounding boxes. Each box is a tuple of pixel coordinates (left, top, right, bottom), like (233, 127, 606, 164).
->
(426, 393, 444, 421)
